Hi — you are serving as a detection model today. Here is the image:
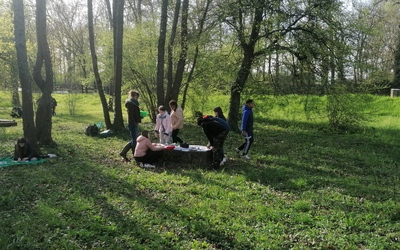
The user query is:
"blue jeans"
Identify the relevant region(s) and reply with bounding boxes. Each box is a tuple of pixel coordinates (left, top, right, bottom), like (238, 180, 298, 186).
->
(128, 125, 139, 149)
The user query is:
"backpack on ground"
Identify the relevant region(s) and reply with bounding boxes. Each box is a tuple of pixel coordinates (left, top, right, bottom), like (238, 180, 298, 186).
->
(10, 107, 22, 118)
(85, 124, 99, 136)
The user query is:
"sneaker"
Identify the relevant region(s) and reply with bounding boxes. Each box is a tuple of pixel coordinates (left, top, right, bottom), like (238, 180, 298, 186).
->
(242, 155, 251, 160)
(143, 163, 156, 169)
(119, 153, 131, 162)
(235, 148, 243, 157)
(222, 157, 227, 163)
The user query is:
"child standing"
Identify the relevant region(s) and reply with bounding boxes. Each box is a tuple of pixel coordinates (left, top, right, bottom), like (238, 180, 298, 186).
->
(169, 100, 185, 144)
(154, 105, 172, 144)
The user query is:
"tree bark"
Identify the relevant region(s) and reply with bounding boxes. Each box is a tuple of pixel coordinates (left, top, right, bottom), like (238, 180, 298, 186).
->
(227, 4, 263, 132)
(12, 0, 37, 149)
(170, 0, 189, 103)
(88, 0, 112, 130)
(394, 29, 400, 89)
(156, 0, 168, 107)
(112, 0, 125, 130)
(33, 0, 54, 145)
(165, 0, 181, 107)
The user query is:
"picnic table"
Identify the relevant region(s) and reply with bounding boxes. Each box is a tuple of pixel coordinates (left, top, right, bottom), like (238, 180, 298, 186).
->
(154, 144, 213, 167)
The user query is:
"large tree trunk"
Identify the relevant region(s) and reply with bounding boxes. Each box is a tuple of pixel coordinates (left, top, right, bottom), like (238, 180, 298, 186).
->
(156, 0, 168, 106)
(165, 0, 181, 107)
(393, 29, 400, 89)
(33, 0, 54, 146)
(88, 0, 112, 130)
(170, 0, 188, 103)
(13, 0, 37, 149)
(227, 4, 263, 132)
(112, 0, 125, 130)
(228, 49, 254, 132)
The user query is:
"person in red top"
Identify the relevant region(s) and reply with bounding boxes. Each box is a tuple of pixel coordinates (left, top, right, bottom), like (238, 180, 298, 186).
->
(134, 130, 164, 168)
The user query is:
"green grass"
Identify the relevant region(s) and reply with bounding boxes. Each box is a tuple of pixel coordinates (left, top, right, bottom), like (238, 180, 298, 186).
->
(1, 92, 400, 249)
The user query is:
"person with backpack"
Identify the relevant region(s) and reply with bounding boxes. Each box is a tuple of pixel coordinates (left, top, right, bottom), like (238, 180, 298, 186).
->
(119, 90, 141, 162)
(197, 115, 229, 169)
(212, 108, 230, 164)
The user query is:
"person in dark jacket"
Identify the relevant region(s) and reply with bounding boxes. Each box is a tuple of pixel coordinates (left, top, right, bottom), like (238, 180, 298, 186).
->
(119, 90, 142, 162)
(235, 99, 255, 159)
(13, 138, 39, 161)
(197, 115, 229, 169)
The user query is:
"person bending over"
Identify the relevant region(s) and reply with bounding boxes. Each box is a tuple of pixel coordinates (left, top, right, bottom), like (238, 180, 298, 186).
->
(197, 116, 229, 169)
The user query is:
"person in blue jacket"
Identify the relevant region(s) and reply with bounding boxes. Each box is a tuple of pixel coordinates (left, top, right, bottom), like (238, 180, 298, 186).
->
(235, 99, 255, 159)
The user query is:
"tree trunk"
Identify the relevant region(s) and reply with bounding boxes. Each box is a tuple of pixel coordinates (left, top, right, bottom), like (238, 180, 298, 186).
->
(394, 29, 400, 89)
(170, 0, 188, 103)
(156, 0, 168, 106)
(33, 0, 54, 146)
(227, 4, 263, 132)
(88, 0, 112, 130)
(12, 0, 37, 149)
(104, 0, 113, 29)
(228, 49, 254, 132)
(165, 0, 181, 107)
(112, 0, 125, 130)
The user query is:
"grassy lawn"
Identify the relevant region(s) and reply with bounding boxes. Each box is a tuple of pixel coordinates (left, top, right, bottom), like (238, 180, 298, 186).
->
(0, 92, 399, 249)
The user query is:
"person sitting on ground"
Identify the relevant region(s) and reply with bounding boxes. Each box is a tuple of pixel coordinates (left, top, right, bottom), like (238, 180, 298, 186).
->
(154, 105, 172, 145)
(13, 138, 40, 161)
(197, 115, 229, 169)
(133, 130, 164, 168)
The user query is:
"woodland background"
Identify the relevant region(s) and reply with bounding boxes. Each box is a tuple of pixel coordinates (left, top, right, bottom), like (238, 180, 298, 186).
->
(1, 0, 400, 146)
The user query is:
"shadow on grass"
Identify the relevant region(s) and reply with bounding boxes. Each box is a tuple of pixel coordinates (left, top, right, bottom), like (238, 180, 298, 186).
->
(0, 141, 245, 249)
(173, 119, 400, 205)
(222, 117, 400, 202)
(1, 117, 399, 248)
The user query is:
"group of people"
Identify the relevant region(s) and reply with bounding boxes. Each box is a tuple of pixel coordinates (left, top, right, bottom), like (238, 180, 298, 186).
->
(197, 99, 254, 168)
(119, 90, 185, 168)
(119, 89, 255, 169)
